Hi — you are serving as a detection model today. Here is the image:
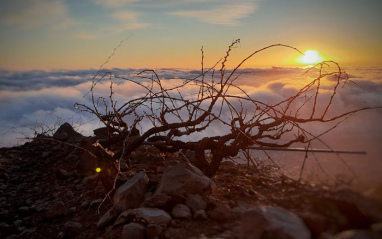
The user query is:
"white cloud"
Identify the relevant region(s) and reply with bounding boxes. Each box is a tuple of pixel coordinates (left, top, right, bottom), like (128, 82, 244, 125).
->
(170, 2, 257, 26)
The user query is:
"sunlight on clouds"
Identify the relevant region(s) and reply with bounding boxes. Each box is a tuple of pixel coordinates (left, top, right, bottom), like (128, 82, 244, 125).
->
(170, 2, 257, 26)
(92, 0, 141, 8)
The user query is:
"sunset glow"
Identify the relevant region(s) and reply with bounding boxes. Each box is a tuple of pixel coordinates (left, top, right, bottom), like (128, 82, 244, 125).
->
(296, 50, 324, 65)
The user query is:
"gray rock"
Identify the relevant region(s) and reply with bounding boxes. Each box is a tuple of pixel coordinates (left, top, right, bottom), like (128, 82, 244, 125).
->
(185, 194, 206, 212)
(113, 172, 149, 212)
(194, 210, 208, 220)
(172, 204, 192, 219)
(97, 207, 119, 229)
(146, 224, 163, 239)
(82, 174, 98, 185)
(209, 203, 234, 223)
(114, 210, 132, 227)
(90, 199, 103, 207)
(130, 208, 171, 227)
(371, 222, 382, 233)
(63, 221, 82, 238)
(53, 122, 83, 142)
(41, 151, 51, 158)
(240, 206, 311, 239)
(142, 193, 172, 209)
(333, 230, 382, 239)
(122, 223, 146, 239)
(155, 163, 215, 196)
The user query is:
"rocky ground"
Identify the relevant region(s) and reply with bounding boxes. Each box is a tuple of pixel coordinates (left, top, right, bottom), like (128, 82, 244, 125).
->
(1, 124, 382, 239)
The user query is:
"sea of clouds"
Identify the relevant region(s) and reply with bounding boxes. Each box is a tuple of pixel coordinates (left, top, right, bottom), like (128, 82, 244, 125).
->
(1, 66, 381, 194)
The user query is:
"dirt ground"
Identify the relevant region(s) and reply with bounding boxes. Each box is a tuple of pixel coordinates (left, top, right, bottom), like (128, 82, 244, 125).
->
(1, 136, 382, 239)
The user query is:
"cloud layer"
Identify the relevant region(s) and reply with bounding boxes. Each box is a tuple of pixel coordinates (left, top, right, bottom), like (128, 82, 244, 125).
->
(0, 66, 381, 190)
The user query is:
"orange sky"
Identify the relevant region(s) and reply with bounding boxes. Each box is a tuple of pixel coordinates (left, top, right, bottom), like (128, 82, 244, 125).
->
(0, 0, 381, 71)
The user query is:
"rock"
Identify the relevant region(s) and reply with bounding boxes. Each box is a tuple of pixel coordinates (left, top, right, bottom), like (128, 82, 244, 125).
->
(82, 174, 98, 185)
(41, 151, 51, 158)
(142, 193, 172, 209)
(155, 163, 215, 196)
(185, 194, 207, 212)
(56, 169, 69, 180)
(13, 220, 22, 227)
(63, 221, 82, 238)
(209, 203, 234, 223)
(97, 207, 120, 229)
(130, 208, 171, 227)
(93, 127, 108, 138)
(299, 211, 331, 238)
(17, 206, 29, 217)
(333, 229, 382, 239)
(45, 201, 69, 219)
(240, 206, 311, 239)
(53, 122, 83, 142)
(194, 210, 208, 220)
(114, 210, 132, 227)
(81, 201, 89, 208)
(146, 224, 163, 239)
(371, 222, 382, 233)
(122, 223, 146, 239)
(19, 228, 36, 239)
(113, 172, 149, 212)
(90, 199, 103, 207)
(172, 204, 192, 219)
(30, 200, 49, 212)
(333, 230, 382, 239)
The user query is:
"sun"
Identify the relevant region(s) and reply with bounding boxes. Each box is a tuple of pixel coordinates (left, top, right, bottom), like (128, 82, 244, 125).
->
(297, 50, 324, 64)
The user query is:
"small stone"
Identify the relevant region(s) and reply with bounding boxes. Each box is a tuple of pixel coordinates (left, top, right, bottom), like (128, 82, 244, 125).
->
(19, 228, 36, 238)
(63, 221, 82, 238)
(371, 222, 382, 233)
(130, 208, 171, 227)
(333, 230, 382, 239)
(185, 194, 206, 212)
(122, 223, 146, 239)
(90, 199, 103, 207)
(81, 201, 89, 208)
(42, 151, 51, 158)
(172, 204, 192, 219)
(82, 174, 98, 185)
(146, 224, 163, 239)
(194, 210, 208, 220)
(18, 206, 29, 216)
(13, 220, 22, 227)
(56, 169, 69, 180)
(209, 203, 234, 223)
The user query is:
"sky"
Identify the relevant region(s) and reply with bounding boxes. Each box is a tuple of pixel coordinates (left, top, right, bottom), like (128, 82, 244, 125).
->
(1, 0, 382, 70)
(0, 0, 382, 197)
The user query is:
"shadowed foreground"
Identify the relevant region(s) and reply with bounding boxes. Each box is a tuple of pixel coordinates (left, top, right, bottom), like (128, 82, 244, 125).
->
(1, 125, 382, 239)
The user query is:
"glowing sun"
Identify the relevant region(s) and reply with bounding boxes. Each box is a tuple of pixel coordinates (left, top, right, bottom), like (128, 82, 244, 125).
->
(297, 50, 324, 64)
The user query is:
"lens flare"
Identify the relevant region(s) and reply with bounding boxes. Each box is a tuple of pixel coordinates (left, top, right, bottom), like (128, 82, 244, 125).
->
(96, 167, 101, 173)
